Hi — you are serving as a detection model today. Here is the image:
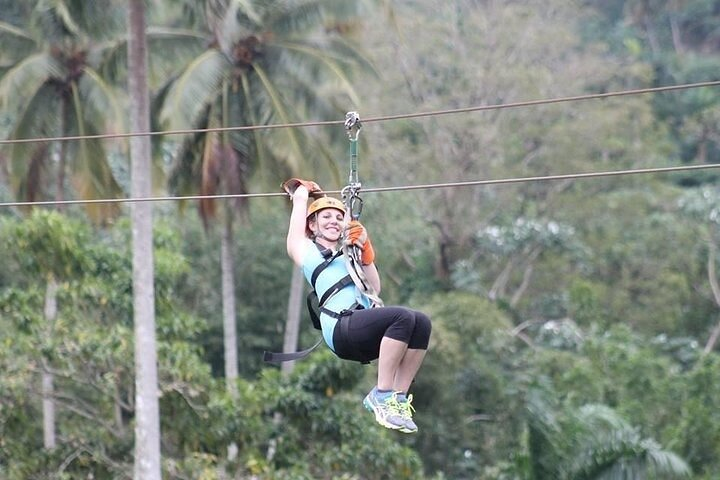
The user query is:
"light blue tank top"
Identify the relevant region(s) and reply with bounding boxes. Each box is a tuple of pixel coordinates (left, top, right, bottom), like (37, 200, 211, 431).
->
(301, 239, 370, 351)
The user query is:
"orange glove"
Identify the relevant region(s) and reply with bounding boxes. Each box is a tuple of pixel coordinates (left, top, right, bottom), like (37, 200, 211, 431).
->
(345, 220, 375, 265)
(281, 178, 324, 198)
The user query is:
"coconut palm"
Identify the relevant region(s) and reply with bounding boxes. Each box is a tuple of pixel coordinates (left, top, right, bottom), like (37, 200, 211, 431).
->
(0, 0, 128, 222)
(159, 0, 373, 383)
(0, 0, 204, 223)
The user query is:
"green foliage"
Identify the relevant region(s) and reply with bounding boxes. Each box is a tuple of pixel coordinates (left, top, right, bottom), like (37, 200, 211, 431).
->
(260, 352, 423, 479)
(412, 292, 526, 477)
(525, 379, 691, 480)
(1, 209, 92, 279)
(669, 356, 720, 477)
(4, 0, 720, 478)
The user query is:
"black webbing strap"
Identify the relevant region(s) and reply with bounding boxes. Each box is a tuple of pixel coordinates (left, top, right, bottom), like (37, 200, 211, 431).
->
(340, 313, 369, 364)
(263, 338, 323, 364)
(318, 274, 353, 306)
(311, 246, 342, 286)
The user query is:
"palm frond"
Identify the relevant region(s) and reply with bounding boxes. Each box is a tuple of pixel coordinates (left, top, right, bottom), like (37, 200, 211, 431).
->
(78, 67, 124, 134)
(199, 122, 222, 223)
(262, 0, 324, 36)
(251, 62, 303, 174)
(575, 404, 632, 432)
(147, 27, 208, 88)
(67, 80, 122, 221)
(38, 0, 83, 39)
(168, 129, 206, 196)
(323, 36, 378, 75)
(238, 70, 266, 166)
(34, 0, 124, 43)
(15, 143, 50, 206)
(6, 86, 58, 199)
(269, 41, 360, 106)
(0, 53, 61, 115)
(0, 21, 37, 67)
(154, 0, 209, 30)
(568, 426, 691, 480)
(235, 0, 263, 26)
(167, 103, 211, 199)
(6, 87, 59, 172)
(160, 49, 229, 130)
(214, 1, 257, 54)
(644, 445, 692, 478)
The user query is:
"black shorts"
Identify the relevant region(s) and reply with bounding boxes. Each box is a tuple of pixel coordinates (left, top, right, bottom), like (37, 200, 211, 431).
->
(332, 306, 431, 363)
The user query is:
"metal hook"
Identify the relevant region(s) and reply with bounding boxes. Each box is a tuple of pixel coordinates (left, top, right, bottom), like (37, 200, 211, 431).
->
(341, 184, 363, 220)
(344, 111, 362, 141)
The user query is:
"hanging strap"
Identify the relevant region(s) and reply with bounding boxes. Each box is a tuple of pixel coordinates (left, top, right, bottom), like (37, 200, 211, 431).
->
(263, 339, 323, 364)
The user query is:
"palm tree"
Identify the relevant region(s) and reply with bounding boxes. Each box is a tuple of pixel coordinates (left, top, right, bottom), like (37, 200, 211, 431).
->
(0, 0, 126, 222)
(526, 384, 691, 479)
(0, 1, 204, 222)
(128, 0, 161, 478)
(159, 0, 371, 383)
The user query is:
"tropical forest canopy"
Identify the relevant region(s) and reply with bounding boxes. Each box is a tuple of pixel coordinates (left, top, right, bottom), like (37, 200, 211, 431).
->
(1, 0, 720, 479)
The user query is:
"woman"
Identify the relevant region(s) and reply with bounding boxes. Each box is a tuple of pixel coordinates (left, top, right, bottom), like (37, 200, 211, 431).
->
(284, 178, 431, 434)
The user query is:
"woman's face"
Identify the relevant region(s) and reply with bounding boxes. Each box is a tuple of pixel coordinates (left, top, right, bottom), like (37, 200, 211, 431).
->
(309, 208, 345, 241)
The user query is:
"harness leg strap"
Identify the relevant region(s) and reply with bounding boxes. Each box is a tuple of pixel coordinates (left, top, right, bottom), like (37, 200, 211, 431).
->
(339, 312, 370, 364)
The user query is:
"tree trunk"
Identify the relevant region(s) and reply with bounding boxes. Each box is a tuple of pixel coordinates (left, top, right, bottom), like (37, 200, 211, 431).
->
(704, 237, 720, 355)
(127, 2, 161, 479)
(42, 277, 58, 449)
(221, 210, 238, 391)
(282, 266, 305, 376)
(220, 210, 240, 461)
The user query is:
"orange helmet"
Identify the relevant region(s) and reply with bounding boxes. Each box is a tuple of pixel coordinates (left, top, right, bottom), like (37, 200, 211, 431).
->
(306, 196, 346, 218)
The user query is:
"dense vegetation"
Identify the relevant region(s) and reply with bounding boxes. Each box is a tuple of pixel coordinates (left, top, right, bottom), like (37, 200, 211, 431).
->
(1, 1, 719, 479)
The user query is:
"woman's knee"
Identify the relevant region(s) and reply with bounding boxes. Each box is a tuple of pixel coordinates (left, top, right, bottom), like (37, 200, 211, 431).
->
(385, 307, 416, 342)
(409, 311, 431, 349)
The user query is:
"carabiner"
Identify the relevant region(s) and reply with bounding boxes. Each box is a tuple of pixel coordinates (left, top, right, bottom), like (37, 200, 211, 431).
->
(344, 111, 362, 141)
(341, 184, 363, 220)
(349, 195, 363, 220)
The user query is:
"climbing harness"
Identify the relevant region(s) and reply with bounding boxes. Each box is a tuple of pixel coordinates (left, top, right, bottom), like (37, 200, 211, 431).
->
(263, 112, 382, 364)
(263, 242, 354, 364)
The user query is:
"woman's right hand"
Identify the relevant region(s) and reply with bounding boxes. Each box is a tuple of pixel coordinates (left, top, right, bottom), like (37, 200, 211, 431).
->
(282, 178, 323, 198)
(292, 185, 310, 202)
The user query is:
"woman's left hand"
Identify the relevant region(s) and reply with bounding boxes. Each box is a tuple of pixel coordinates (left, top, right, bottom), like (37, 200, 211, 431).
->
(345, 220, 375, 265)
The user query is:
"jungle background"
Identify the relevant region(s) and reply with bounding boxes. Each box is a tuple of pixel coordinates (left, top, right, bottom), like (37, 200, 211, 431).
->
(1, 0, 720, 479)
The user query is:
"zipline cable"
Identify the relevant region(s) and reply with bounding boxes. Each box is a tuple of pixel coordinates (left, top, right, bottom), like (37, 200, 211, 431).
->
(1, 80, 719, 146)
(0, 162, 717, 208)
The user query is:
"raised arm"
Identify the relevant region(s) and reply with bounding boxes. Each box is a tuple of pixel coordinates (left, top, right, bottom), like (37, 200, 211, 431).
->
(286, 186, 310, 266)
